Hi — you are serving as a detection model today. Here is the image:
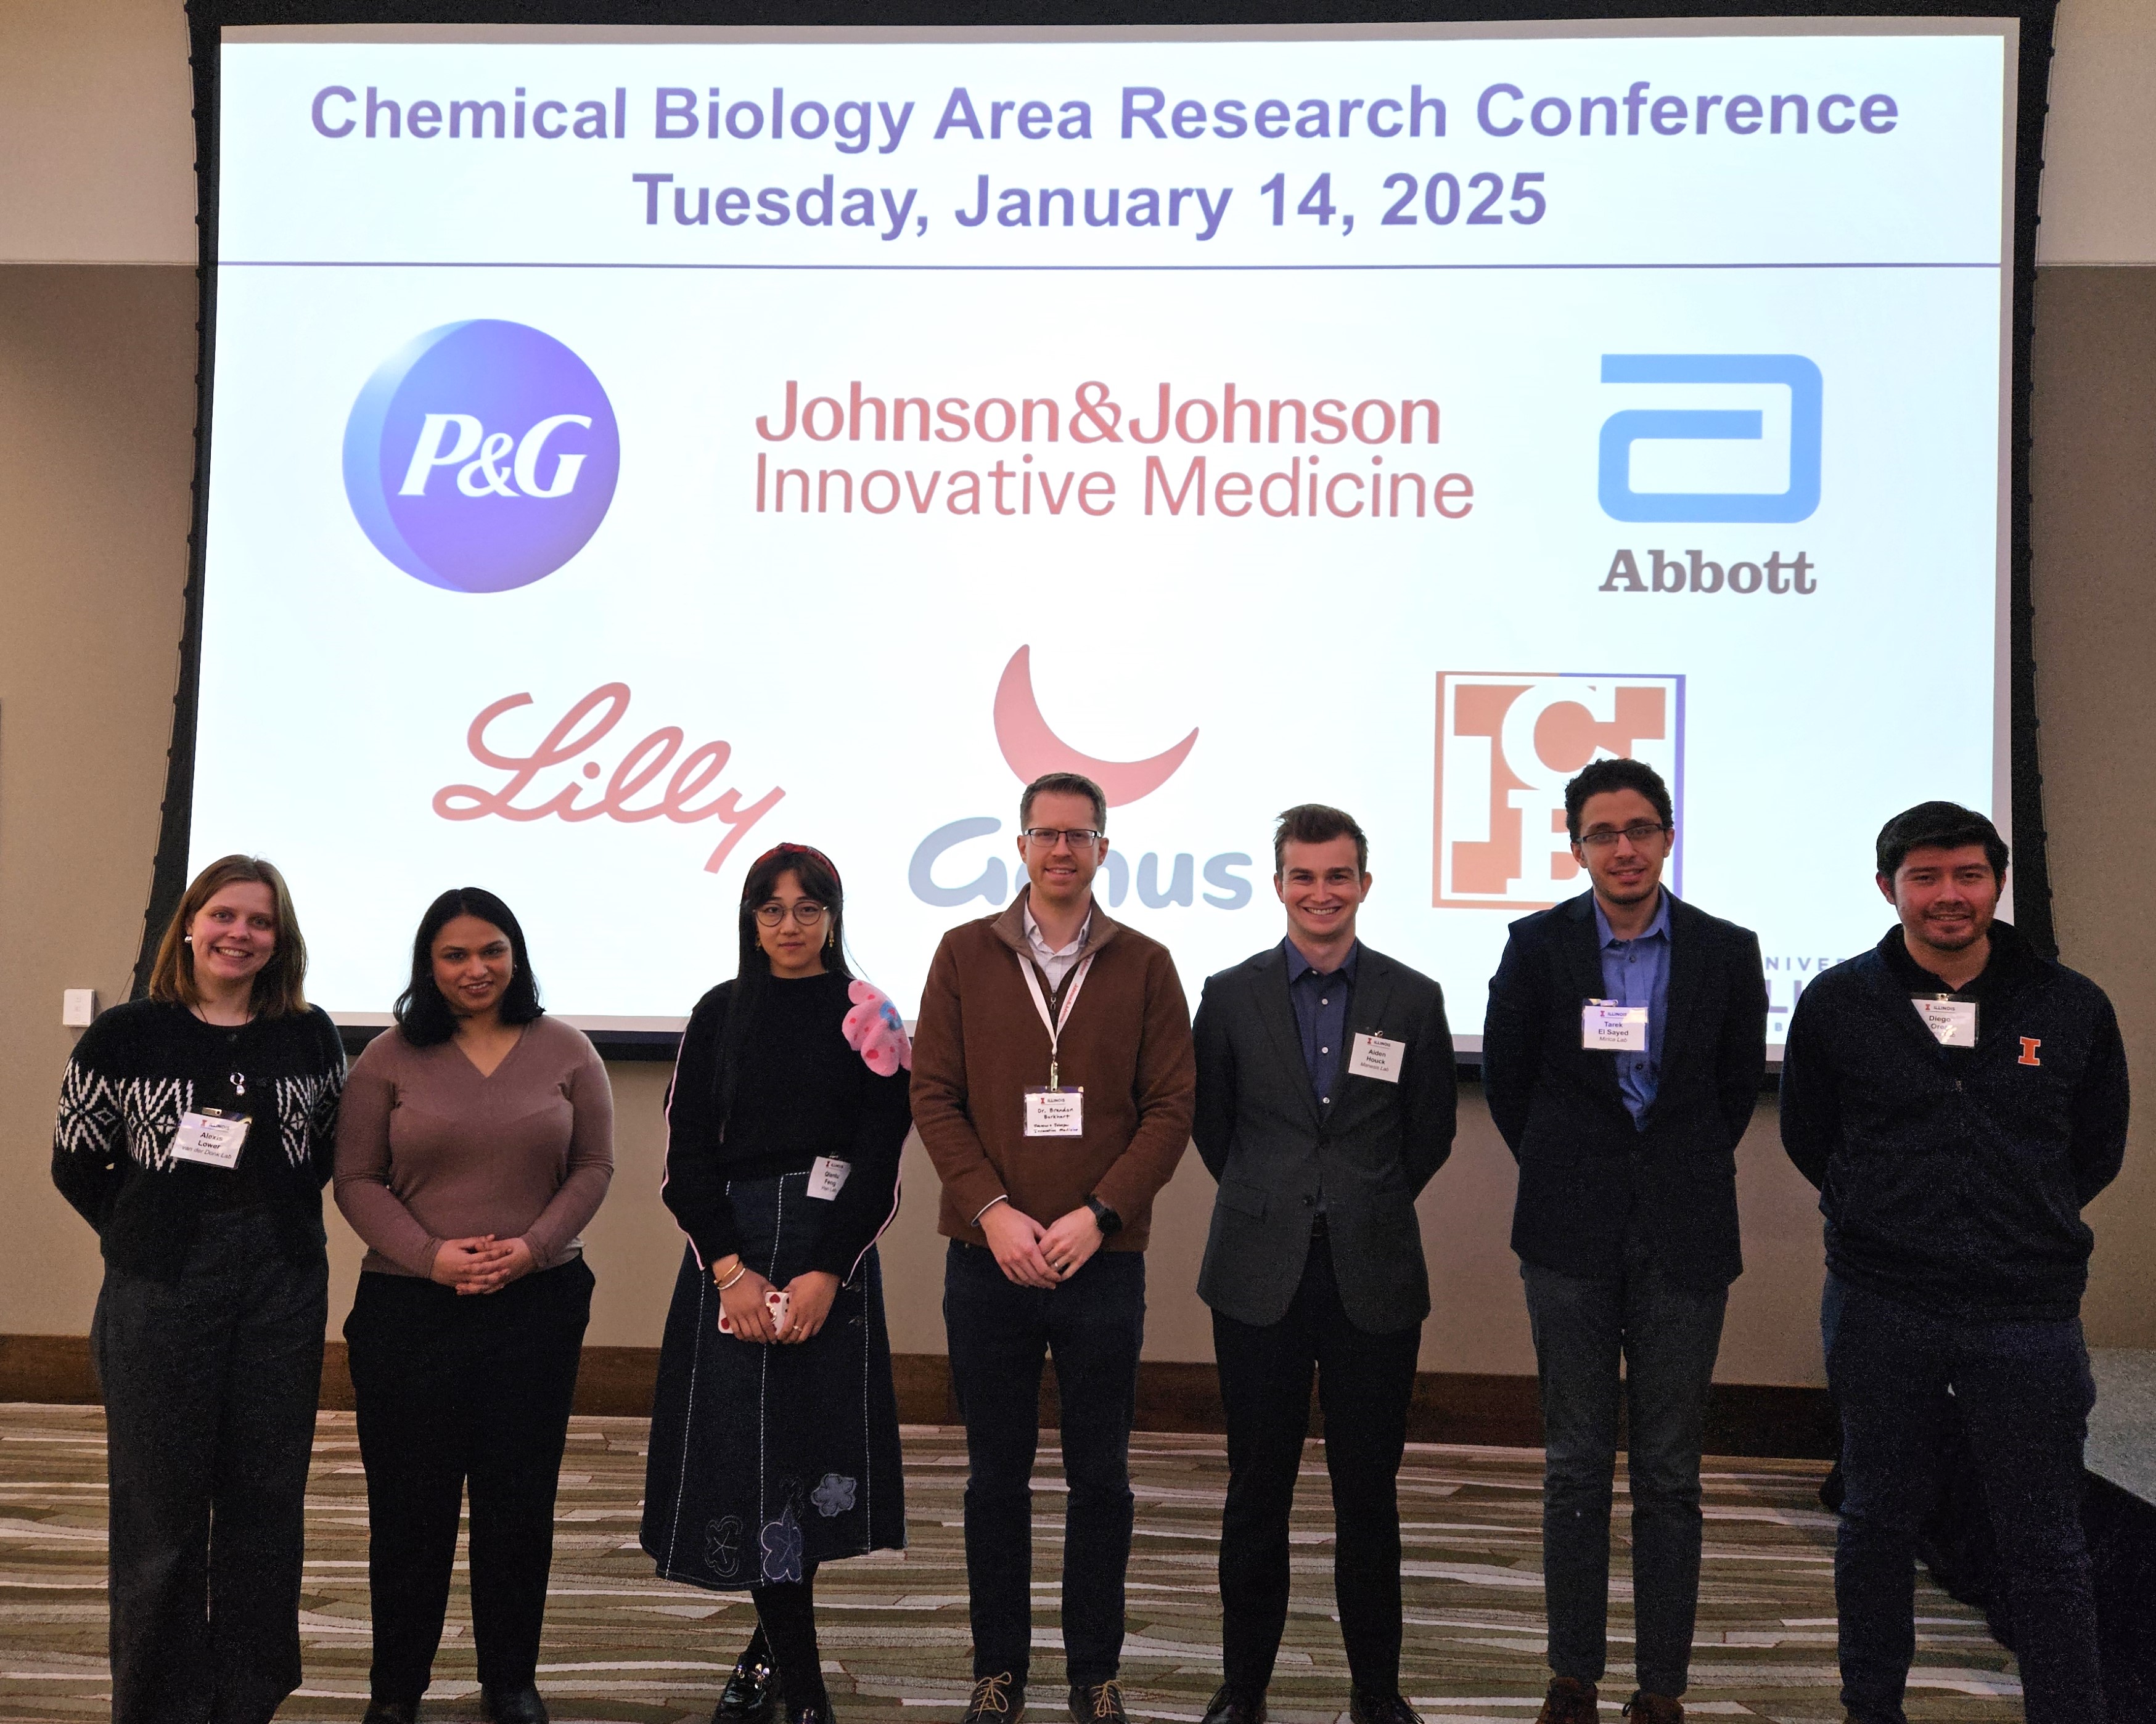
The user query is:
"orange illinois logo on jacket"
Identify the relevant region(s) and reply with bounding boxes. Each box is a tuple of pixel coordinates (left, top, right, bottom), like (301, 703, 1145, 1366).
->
(2019, 1037, 2043, 1066)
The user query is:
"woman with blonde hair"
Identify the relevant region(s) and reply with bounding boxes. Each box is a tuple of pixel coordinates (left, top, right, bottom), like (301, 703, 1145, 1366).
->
(51, 854, 346, 1724)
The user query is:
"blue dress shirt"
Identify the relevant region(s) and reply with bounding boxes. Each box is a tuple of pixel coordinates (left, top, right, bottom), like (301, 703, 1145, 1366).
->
(1284, 937, 1358, 1110)
(1594, 892, 1671, 1126)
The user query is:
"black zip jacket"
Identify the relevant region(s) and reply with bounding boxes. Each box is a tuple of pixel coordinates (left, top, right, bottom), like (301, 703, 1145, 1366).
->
(1779, 921, 2128, 1320)
(51, 999, 346, 1279)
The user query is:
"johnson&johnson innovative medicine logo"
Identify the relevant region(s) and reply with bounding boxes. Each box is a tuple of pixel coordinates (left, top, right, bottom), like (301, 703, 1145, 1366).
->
(1433, 672, 1683, 910)
(342, 319, 621, 594)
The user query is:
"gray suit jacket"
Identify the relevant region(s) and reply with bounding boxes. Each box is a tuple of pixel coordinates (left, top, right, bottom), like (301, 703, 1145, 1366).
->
(1192, 941, 1457, 1332)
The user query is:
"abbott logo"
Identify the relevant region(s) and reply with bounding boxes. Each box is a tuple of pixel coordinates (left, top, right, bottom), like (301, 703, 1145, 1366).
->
(1433, 672, 1683, 909)
(1597, 354, 1821, 524)
(342, 319, 621, 594)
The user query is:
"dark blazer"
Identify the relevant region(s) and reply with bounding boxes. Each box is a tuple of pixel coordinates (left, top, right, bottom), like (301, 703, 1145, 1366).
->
(1482, 890, 1766, 1289)
(1193, 941, 1456, 1333)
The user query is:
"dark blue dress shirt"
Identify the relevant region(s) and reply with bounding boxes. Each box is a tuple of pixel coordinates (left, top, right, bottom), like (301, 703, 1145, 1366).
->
(1284, 937, 1359, 1109)
(1593, 891, 1671, 1126)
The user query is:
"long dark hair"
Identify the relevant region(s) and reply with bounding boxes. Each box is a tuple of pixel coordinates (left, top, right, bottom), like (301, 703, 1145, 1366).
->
(715, 844, 853, 1126)
(395, 886, 544, 1048)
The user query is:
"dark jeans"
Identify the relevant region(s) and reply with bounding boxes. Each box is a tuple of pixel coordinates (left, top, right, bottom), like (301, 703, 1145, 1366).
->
(345, 1257, 593, 1702)
(1213, 1232, 1422, 1697)
(92, 1207, 328, 1724)
(943, 1239, 1145, 1688)
(1520, 1256, 1728, 1698)
(1822, 1273, 2102, 1724)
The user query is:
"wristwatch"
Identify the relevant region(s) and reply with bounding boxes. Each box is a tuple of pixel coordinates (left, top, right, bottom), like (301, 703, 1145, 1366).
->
(1084, 1195, 1123, 1237)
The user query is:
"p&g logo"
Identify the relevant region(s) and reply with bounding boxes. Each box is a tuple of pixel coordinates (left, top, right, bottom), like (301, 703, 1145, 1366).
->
(342, 319, 620, 594)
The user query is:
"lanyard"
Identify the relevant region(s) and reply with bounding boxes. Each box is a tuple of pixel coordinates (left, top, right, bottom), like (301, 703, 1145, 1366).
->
(1018, 952, 1094, 1089)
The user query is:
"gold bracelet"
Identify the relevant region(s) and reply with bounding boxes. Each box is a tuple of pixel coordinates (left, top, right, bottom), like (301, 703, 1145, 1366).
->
(715, 1264, 750, 1293)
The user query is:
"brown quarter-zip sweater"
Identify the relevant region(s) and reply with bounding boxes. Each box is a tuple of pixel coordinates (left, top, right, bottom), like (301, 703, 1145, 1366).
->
(911, 887, 1195, 1249)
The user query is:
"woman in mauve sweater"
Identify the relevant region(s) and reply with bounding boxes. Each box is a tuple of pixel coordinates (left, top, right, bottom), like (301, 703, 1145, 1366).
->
(334, 887, 614, 1724)
(641, 844, 912, 1724)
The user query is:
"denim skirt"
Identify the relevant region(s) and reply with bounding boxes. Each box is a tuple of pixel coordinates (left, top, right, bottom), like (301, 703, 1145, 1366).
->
(641, 1171, 906, 1590)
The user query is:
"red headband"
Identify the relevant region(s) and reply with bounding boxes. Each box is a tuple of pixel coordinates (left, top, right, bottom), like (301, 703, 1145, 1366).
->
(748, 842, 842, 892)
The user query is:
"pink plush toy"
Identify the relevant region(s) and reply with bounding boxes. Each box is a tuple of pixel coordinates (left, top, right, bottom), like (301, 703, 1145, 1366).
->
(843, 981, 912, 1076)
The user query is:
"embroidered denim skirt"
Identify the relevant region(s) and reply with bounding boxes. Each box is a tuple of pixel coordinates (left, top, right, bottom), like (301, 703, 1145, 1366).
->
(641, 1171, 906, 1590)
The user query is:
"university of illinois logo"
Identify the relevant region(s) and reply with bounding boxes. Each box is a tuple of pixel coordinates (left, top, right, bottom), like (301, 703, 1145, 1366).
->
(1433, 672, 1683, 909)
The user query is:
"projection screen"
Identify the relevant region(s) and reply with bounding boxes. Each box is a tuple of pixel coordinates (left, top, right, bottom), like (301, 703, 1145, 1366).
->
(187, 18, 2020, 1042)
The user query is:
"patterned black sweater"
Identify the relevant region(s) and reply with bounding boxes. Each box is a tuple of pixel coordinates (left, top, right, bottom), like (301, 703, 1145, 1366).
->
(52, 999, 347, 1278)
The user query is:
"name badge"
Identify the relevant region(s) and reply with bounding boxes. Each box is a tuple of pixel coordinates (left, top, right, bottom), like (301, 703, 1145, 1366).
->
(1024, 1087, 1084, 1137)
(171, 1109, 250, 1169)
(1914, 997, 1979, 1045)
(807, 1156, 851, 1200)
(1581, 1000, 1650, 1052)
(1348, 1032, 1405, 1084)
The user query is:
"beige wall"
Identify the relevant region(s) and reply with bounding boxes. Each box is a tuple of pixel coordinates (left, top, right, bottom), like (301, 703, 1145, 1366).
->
(4, 1, 2155, 1387)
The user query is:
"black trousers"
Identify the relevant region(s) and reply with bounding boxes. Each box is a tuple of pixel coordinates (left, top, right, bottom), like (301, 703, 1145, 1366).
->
(1211, 1231, 1422, 1697)
(943, 1239, 1145, 1688)
(92, 1207, 328, 1724)
(345, 1257, 592, 1701)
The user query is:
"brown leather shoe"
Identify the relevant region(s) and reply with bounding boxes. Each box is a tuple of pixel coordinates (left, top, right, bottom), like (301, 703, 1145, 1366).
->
(1535, 1678, 1598, 1724)
(1623, 1696, 1683, 1724)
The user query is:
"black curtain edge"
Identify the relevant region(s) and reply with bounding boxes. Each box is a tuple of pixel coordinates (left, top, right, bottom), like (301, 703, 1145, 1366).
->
(139, 0, 2064, 1022)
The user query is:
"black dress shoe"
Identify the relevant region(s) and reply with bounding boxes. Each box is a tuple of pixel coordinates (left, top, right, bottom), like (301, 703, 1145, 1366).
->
(480, 1681, 551, 1724)
(1069, 1680, 1127, 1724)
(1348, 1691, 1423, 1724)
(964, 1672, 1025, 1724)
(716, 1627, 779, 1723)
(1200, 1684, 1267, 1724)
(360, 1703, 420, 1724)
(787, 1701, 837, 1724)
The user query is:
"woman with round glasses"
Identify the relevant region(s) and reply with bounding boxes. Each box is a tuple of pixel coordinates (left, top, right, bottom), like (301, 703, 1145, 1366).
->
(642, 843, 912, 1724)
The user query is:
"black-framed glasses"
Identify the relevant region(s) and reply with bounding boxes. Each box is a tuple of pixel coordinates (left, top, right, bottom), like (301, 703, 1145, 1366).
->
(1022, 827, 1103, 848)
(755, 901, 829, 927)
(1578, 822, 1669, 850)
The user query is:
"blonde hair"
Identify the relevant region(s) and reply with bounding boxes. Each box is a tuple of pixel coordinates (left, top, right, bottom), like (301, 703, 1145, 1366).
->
(147, 855, 310, 1018)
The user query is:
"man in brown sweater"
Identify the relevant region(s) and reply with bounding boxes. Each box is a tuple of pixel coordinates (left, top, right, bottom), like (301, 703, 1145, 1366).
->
(912, 770, 1197, 1724)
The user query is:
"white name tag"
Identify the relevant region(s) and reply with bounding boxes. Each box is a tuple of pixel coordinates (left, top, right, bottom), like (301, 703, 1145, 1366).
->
(1347, 1032, 1405, 1084)
(1914, 997, 1979, 1045)
(808, 1156, 851, 1200)
(1582, 1000, 1650, 1052)
(1024, 1087, 1084, 1137)
(171, 1109, 250, 1169)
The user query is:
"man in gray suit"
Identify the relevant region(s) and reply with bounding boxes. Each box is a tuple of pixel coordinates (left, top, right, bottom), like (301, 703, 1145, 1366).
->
(1192, 804, 1457, 1724)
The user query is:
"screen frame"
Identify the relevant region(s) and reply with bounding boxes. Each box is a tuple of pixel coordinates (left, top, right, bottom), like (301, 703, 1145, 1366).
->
(152, 0, 2062, 1061)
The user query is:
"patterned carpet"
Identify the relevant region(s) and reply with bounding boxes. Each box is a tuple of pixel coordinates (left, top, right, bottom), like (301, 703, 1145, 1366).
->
(0, 1405, 2022, 1723)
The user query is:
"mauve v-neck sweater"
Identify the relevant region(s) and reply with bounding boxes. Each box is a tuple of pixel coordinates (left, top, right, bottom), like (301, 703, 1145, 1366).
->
(334, 1014, 615, 1277)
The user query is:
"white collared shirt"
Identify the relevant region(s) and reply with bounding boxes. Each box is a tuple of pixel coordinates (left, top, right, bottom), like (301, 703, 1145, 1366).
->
(1022, 899, 1091, 989)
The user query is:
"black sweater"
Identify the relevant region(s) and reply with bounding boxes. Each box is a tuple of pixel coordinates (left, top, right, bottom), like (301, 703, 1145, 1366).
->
(1780, 922, 2128, 1320)
(52, 999, 348, 1278)
(662, 971, 911, 1280)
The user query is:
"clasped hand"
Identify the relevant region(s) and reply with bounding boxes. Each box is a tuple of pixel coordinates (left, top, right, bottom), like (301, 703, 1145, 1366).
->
(715, 1262, 840, 1345)
(430, 1234, 535, 1296)
(982, 1201, 1103, 1289)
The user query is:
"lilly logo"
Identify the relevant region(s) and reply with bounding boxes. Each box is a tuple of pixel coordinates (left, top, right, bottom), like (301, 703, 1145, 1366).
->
(342, 319, 621, 594)
(910, 647, 1252, 912)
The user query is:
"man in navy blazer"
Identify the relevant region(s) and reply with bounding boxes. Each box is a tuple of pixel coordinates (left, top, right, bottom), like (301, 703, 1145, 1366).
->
(1482, 758, 1765, 1724)
(1193, 805, 1456, 1724)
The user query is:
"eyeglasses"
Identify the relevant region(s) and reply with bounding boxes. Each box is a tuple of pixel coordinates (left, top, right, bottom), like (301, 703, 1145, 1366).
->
(755, 901, 829, 927)
(1578, 822, 1669, 850)
(1022, 827, 1103, 848)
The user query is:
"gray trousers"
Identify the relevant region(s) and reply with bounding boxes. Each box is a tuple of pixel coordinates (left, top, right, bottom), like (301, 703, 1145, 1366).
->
(1522, 1254, 1728, 1699)
(92, 1207, 327, 1724)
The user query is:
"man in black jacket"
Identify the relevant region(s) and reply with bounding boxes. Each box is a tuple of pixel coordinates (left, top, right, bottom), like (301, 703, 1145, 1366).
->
(1192, 804, 1456, 1724)
(1482, 758, 1766, 1724)
(1781, 802, 2127, 1724)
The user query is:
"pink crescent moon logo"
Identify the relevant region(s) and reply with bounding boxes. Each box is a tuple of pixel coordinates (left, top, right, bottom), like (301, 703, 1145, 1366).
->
(992, 646, 1199, 808)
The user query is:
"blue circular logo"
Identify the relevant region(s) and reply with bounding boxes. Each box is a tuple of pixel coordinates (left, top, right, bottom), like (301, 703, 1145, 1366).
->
(342, 320, 620, 594)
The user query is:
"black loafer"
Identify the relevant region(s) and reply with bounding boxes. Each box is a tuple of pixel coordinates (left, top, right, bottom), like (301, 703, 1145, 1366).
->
(1348, 1691, 1422, 1724)
(361, 1703, 420, 1724)
(480, 1682, 551, 1724)
(717, 1628, 779, 1723)
(1200, 1685, 1266, 1724)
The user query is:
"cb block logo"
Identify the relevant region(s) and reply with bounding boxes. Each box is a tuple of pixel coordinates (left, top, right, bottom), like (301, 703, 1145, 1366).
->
(342, 319, 620, 594)
(1433, 672, 1683, 910)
